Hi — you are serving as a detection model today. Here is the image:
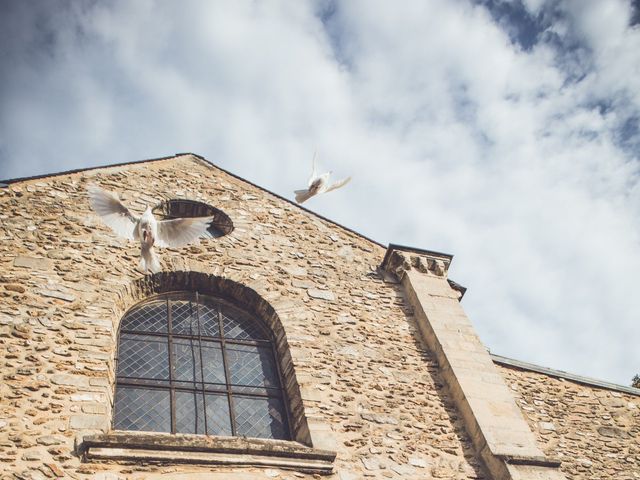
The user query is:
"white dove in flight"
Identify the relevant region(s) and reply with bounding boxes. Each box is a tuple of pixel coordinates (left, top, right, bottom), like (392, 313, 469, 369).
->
(87, 184, 214, 273)
(294, 153, 351, 204)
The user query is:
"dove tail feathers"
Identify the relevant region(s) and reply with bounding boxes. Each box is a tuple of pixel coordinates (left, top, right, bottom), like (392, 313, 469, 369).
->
(139, 247, 161, 274)
(295, 189, 313, 204)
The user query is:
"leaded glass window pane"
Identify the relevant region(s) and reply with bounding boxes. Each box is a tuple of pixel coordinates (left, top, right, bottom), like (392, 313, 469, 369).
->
(221, 305, 268, 340)
(120, 300, 168, 333)
(198, 302, 221, 337)
(114, 293, 290, 440)
(234, 396, 287, 440)
(172, 337, 201, 383)
(201, 341, 226, 385)
(174, 391, 233, 436)
(204, 393, 233, 436)
(175, 390, 206, 434)
(172, 338, 225, 385)
(171, 300, 197, 335)
(114, 387, 171, 432)
(117, 333, 169, 380)
(227, 344, 279, 388)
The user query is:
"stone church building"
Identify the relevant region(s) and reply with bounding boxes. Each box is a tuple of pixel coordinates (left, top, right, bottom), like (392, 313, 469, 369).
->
(0, 153, 638, 480)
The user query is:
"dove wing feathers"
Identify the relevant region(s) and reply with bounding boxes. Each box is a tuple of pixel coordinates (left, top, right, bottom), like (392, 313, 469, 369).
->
(324, 176, 351, 193)
(87, 185, 138, 240)
(156, 217, 214, 248)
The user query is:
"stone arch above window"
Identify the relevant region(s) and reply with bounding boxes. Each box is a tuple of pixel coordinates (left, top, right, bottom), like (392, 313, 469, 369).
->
(105, 271, 313, 448)
(114, 292, 290, 440)
(152, 199, 234, 238)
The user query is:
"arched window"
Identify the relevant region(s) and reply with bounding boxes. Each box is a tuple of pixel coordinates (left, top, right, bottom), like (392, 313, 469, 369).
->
(113, 292, 290, 440)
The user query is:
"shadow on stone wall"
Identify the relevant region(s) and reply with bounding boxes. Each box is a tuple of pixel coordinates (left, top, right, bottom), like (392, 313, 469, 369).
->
(390, 283, 488, 479)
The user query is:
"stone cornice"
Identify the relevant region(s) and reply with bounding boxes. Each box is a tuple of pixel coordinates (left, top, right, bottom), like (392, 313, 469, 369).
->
(382, 244, 452, 278)
(382, 244, 468, 299)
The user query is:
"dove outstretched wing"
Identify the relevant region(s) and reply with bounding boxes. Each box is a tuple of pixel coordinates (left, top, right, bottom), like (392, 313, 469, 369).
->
(325, 176, 351, 193)
(87, 184, 138, 241)
(156, 217, 214, 248)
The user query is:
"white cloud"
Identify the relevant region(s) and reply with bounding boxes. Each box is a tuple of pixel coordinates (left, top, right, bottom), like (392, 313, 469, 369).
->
(0, 0, 638, 384)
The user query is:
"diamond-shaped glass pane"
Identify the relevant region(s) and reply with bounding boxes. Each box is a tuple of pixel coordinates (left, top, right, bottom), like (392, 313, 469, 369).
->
(174, 391, 232, 436)
(171, 301, 195, 334)
(205, 393, 232, 436)
(221, 305, 267, 340)
(227, 344, 279, 388)
(198, 302, 221, 337)
(117, 333, 169, 380)
(172, 338, 225, 385)
(171, 300, 221, 337)
(173, 337, 199, 383)
(234, 396, 287, 439)
(202, 341, 226, 384)
(114, 386, 170, 432)
(120, 300, 167, 333)
(175, 390, 205, 434)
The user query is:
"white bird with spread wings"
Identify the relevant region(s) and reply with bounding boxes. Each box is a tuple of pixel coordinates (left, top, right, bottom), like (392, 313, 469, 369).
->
(87, 185, 213, 274)
(294, 153, 351, 204)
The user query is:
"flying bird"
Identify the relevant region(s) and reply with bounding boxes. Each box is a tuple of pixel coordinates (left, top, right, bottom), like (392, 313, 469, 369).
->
(294, 153, 351, 204)
(87, 184, 213, 273)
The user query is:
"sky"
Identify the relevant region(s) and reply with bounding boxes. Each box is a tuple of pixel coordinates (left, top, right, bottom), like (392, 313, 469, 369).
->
(1, 0, 639, 386)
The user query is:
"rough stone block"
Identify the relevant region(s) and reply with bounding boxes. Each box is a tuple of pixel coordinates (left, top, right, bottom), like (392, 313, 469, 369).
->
(51, 374, 91, 388)
(307, 289, 336, 301)
(307, 421, 338, 452)
(13, 256, 53, 270)
(70, 414, 108, 431)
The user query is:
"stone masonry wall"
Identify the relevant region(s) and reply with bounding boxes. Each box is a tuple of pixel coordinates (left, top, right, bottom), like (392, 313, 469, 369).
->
(0, 155, 486, 479)
(498, 364, 640, 479)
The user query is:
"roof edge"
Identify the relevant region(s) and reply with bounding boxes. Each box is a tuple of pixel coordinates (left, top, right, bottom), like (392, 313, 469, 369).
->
(491, 353, 640, 397)
(1, 153, 192, 185)
(189, 155, 386, 248)
(0, 152, 387, 248)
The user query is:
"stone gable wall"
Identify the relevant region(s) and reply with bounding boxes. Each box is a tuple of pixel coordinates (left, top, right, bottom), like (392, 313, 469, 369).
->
(498, 364, 640, 479)
(0, 156, 485, 480)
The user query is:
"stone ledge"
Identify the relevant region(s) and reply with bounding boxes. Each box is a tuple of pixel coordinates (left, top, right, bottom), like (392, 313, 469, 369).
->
(81, 432, 336, 475)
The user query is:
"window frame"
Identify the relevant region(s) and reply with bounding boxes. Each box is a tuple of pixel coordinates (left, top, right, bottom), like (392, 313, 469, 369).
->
(113, 291, 293, 440)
